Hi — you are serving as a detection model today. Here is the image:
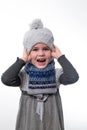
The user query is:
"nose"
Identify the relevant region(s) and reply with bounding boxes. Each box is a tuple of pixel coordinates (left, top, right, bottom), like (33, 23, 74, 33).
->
(38, 50, 44, 56)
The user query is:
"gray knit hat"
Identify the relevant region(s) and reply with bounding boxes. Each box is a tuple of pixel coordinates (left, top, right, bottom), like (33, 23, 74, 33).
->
(23, 19, 54, 52)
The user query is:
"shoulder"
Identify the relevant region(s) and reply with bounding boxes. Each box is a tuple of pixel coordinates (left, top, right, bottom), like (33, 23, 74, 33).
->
(19, 69, 29, 91)
(55, 68, 63, 78)
(19, 69, 28, 82)
(55, 68, 63, 86)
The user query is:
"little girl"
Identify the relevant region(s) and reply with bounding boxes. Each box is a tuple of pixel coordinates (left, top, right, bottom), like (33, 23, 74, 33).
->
(1, 19, 79, 130)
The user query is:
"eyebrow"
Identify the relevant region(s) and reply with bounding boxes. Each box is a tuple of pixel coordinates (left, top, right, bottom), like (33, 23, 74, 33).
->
(33, 46, 49, 49)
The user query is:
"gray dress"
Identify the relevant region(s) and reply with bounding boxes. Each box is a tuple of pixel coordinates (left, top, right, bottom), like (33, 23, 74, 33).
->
(15, 68, 64, 130)
(1, 55, 79, 130)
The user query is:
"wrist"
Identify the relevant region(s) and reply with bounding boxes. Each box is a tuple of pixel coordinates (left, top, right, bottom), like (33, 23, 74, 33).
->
(17, 57, 26, 66)
(21, 57, 27, 63)
(57, 54, 65, 61)
(57, 54, 62, 59)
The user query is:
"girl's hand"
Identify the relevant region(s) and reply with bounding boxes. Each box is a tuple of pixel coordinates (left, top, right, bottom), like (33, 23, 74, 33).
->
(21, 48, 31, 62)
(51, 45, 62, 59)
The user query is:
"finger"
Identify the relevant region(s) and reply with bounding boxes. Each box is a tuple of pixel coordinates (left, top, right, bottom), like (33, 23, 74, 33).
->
(52, 44, 56, 52)
(28, 55, 31, 61)
(26, 49, 30, 55)
(24, 48, 29, 56)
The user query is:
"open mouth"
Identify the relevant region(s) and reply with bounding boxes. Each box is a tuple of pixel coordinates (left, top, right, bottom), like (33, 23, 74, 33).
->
(37, 58, 46, 62)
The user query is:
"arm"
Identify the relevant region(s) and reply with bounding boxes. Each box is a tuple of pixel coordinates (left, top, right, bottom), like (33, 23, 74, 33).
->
(58, 55, 79, 85)
(1, 58, 25, 86)
(1, 48, 30, 86)
(52, 45, 79, 85)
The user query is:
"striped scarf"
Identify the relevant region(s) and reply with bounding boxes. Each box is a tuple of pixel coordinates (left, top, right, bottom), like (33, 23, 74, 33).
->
(25, 60, 57, 94)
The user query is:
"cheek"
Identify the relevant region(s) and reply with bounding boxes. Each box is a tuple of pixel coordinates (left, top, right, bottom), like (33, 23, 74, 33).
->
(29, 53, 36, 61)
(47, 52, 52, 58)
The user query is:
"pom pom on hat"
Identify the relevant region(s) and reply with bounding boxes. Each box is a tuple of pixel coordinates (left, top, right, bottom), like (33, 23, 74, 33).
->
(23, 18, 54, 52)
(30, 19, 43, 30)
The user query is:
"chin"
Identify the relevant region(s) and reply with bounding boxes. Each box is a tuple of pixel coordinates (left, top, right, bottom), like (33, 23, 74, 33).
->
(36, 65, 47, 69)
(36, 62, 48, 69)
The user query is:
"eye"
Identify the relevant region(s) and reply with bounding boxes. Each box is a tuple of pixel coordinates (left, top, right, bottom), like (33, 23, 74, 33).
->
(32, 48, 38, 51)
(43, 47, 50, 51)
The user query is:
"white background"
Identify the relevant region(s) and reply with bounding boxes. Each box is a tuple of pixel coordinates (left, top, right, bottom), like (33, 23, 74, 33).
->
(0, 0, 87, 130)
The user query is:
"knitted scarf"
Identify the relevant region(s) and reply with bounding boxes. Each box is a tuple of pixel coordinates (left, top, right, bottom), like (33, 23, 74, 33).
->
(25, 60, 57, 94)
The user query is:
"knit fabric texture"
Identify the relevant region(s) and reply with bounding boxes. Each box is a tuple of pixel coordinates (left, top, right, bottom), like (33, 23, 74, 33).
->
(23, 19, 54, 53)
(24, 60, 57, 94)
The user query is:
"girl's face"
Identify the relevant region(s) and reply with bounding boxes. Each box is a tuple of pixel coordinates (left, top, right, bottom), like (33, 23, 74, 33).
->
(29, 43, 52, 69)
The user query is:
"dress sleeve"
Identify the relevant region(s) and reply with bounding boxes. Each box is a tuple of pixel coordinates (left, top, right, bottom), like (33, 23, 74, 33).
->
(1, 57, 26, 86)
(57, 55, 79, 85)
